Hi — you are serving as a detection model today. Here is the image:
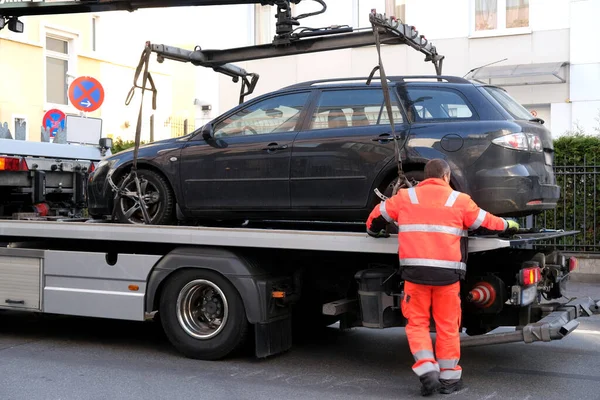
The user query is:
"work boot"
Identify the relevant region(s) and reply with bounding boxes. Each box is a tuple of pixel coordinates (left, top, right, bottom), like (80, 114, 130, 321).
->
(439, 378, 464, 394)
(419, 371, 442, 396)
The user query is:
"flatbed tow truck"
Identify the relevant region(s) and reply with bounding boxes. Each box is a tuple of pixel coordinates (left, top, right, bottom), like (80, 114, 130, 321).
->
(1, 0, 599, 362)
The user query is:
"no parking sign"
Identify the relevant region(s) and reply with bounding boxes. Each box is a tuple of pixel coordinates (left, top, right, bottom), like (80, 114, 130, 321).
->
(42, 109, 66, 139)
(68, 76, 105, 113)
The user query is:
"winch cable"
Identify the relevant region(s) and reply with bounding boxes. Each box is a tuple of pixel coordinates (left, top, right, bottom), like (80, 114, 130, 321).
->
(111, 41, 156, 224)
(368, 13, 411, 200)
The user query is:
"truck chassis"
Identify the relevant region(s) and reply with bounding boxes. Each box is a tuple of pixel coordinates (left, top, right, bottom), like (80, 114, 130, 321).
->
(0, 219, 597, 360)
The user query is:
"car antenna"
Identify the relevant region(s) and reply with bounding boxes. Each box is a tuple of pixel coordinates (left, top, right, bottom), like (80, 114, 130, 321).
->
(462, 58, 508, 78)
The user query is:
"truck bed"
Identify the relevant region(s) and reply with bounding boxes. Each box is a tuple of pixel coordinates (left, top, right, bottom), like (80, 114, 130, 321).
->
(0, 219, 578, 255)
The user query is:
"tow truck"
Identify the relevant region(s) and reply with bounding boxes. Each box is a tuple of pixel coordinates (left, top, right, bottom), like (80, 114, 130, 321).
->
(0, 0, 598, 362)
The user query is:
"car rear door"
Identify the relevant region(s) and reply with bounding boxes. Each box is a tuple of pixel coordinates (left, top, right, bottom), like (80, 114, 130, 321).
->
(179, 91, 312, 211)
(290, 86, 408, 209)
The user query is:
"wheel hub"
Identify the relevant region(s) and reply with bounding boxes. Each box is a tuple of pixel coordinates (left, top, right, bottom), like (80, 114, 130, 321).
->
(176, 279, 229, 340)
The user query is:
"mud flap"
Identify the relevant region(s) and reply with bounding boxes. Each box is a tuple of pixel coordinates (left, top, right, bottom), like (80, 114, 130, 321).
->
(254, 315, 292, 358)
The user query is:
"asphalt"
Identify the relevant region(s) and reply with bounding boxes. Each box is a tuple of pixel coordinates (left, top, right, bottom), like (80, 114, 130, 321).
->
(0, 281, 598, 400)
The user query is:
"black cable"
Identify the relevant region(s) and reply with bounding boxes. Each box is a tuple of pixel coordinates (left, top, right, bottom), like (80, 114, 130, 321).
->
(294, 0, 327, 20)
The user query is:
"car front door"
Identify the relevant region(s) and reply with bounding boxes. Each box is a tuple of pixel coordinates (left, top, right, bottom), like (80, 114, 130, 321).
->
(179, 91, 312, 211)
(290, 87, 408, 209)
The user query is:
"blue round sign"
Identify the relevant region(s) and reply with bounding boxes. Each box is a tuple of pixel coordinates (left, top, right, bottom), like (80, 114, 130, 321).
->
(43, 109, 66, 138)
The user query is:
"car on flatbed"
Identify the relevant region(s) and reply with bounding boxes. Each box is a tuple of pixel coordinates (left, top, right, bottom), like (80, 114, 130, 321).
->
(87, 75, 560, 225)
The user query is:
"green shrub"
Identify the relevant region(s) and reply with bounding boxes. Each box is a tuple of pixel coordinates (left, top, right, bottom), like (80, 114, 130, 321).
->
(110, 137, 147, 154)
(533, 134, 600, 252)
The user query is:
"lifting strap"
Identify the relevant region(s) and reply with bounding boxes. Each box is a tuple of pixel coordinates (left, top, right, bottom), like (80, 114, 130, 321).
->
(368, 14, 412, 200)
(111, 42, 158, 224)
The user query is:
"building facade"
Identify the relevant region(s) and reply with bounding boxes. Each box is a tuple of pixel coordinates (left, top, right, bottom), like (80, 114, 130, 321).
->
(0, 8, 199, 143)
(1, 1, 598, 143)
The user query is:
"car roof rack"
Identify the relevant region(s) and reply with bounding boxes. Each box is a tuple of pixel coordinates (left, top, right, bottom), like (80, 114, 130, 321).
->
(282, 75, 471, 89)
(391, 75, 471, 83)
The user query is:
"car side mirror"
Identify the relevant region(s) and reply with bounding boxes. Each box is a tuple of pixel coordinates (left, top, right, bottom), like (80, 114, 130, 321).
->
(201, 124, 214, 141)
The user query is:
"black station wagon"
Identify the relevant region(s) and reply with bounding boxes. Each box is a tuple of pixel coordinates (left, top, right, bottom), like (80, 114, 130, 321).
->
(87, 75, 560, 225)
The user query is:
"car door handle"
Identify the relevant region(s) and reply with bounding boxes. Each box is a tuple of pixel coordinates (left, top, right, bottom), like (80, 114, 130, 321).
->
(262, 143, 289, 152)
(371, 133, 402, 142)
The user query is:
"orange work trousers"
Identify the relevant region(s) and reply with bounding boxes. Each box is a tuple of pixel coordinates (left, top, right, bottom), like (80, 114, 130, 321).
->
(401, 281, 462, 381)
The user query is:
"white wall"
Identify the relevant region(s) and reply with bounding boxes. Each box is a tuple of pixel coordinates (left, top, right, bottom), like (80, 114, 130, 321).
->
(405, 0, 470, 39)
(530, 0, 571, 31)
(568, 0, 600, 133)
(551, 102, 572, 137)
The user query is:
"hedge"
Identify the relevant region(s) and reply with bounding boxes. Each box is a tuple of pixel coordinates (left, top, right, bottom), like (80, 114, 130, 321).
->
(533, 134, 600, 252)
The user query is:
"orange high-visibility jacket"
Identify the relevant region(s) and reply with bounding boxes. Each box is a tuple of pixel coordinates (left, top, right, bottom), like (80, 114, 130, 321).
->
(366, 178, 508, 285)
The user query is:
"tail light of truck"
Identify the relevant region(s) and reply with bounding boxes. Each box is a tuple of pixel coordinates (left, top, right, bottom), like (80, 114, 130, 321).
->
(492, 133, 543, 152)
(520, 266, 542, 286)
(0, 156, 28, 171)
(569, 257, 578, 272)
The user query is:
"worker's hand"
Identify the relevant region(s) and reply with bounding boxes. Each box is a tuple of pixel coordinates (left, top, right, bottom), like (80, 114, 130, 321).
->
(505, 219, 520, 233)
(367, 228, 390, 238)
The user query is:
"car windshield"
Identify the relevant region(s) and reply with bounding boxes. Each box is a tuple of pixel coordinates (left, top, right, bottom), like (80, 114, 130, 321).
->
(481, 86, 533, 120)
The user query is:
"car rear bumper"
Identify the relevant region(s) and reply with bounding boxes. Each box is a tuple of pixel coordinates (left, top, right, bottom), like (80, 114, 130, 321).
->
(470, 165, 560, 217)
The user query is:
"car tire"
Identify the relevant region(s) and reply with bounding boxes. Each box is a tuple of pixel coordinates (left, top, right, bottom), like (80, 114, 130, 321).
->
(159, 269, 249, 360)
(115, 169, 175, 225)
(382, 170, 425, 199)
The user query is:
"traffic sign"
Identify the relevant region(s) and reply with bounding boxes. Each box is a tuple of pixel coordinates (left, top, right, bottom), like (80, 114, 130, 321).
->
(68, 76, 105, 113)
(42, 109, 66, 138)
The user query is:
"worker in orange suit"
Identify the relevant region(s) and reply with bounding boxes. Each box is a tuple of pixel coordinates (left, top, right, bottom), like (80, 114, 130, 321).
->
(366, 159, 519, 396)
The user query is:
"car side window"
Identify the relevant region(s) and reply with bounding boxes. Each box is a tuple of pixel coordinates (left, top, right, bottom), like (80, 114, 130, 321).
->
(308, 88, 404, 130)
(401, 87, 475, 122)
(213, 92, 310, 138)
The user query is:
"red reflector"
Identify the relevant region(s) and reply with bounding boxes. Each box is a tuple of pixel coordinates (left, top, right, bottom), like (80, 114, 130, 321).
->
(527, 200, 542, 205)
(19, 158, 29, 171)
(0, 156, 21, 171)
(521, 266, 541, 286)
(569, 257, 578, 272)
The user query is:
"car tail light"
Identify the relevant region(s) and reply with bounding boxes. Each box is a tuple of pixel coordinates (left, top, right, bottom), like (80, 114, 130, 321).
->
(89, 162, 96, 173)
(569, 257, 578, 272)
(492, 133, 543, 152)
(0, 156, 27, 171)
(520, 266, 542, 286)
(527, 134, 543, 152)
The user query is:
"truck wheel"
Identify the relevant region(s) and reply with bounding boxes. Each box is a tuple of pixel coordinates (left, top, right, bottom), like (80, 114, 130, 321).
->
(115, 169, 175, 225)
(159, 269, 249, 360)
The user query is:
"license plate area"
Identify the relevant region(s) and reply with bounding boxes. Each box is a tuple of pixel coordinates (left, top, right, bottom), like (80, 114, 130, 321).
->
(510, 285, 538, 306)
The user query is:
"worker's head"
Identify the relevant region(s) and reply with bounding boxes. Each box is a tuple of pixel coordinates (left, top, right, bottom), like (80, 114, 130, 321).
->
(424, 159, 451, 184)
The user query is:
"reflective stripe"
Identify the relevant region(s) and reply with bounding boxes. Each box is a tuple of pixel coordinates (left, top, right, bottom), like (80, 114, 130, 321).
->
(408, 187, 419, 204)
(413, 362, 440, 376)
(438, 359, 459, 369)
(469, 209, 487, 230)
(440, 369, 462, 380)
(413, 350, 435, 362)
(379, 201, 393, 223)
(398, 224, 468, 237)
(445, 190, 460, 207)
(400, 258, 467, 271)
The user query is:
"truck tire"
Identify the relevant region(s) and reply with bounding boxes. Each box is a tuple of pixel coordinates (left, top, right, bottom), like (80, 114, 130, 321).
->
(115, 169, 175, 225)
(159, 269, 249, 360)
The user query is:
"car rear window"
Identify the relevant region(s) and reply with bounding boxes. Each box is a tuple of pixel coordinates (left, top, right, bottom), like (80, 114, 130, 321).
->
(400, 87, 475, 122)
(480, 86, 533, 120)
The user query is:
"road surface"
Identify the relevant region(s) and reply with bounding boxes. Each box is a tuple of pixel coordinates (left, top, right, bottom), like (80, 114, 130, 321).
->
(0, 282, 598, 400)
